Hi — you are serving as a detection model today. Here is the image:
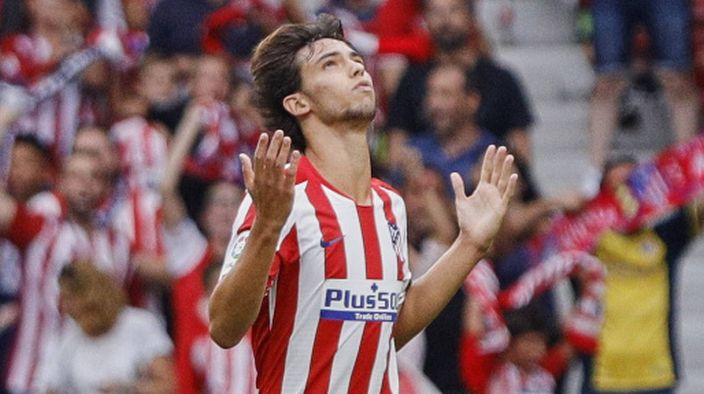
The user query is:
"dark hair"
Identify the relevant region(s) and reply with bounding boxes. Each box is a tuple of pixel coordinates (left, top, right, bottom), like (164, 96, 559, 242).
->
(250, 13, 347, 152)
(504, 302, 550, 339)
(14, 134, 51, 159)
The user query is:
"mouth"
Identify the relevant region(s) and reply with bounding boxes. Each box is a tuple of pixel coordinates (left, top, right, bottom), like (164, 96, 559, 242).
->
(354, 81, 373, 91)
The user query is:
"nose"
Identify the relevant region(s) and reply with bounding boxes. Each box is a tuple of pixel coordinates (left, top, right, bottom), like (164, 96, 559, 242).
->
(349, 58, 365, 77)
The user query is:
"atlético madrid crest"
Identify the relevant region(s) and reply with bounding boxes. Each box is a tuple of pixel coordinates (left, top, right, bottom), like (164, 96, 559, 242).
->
(387, 221, 404, 262)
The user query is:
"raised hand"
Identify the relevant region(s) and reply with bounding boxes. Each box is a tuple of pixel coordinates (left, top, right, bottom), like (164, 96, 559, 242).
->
(240, 130, 301, 229)
(451, 145, 517, 253)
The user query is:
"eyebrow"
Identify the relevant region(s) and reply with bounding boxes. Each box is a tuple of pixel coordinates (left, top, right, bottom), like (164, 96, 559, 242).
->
(313, 48, 363, 64)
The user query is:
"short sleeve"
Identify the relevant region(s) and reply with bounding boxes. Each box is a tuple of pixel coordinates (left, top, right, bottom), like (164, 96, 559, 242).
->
(219, 193, 298, 288)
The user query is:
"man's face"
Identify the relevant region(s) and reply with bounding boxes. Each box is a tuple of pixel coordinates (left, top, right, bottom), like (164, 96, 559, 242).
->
(192, 57, 231, 102)
(296, 38, 376, 126)
(202, 182, 243, 241)
(7, 143, 49, 202)
(425, 66, 472, 138)
(60, 155, 103, 218)
(72, 128, 120, 189)
(424, 0, 472, 52)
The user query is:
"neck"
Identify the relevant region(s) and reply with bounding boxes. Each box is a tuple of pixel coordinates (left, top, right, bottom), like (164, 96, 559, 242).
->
(441, 123, 480, 159)
(301, 119, 372, 204)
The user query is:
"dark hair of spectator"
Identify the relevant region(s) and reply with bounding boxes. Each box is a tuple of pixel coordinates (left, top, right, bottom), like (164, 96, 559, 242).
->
(14, 134, 51, 161)
(58, 262, 126, 336)
(420, 0, 475, 14)
(504, 302, 550, 339)
(250, 13, 348, 152)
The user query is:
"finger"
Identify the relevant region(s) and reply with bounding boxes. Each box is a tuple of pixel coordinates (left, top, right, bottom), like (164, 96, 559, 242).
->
(283, 150, 301, 188)
(502, 173, 519, 204)
(496, 154, 514, 193)
(450, 172, 466, 199)
(266, 130, 284, 166)
(490, 146, 508, 185)
(240, 154, 254, 191)
(253, 132, 269, 175)
(479, 145, 496, 184)
(275, 136, 292, 169)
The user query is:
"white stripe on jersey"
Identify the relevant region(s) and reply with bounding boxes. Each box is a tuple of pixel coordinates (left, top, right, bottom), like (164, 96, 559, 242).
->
(280, 182, 323, 393)
(323, 185, 366, 393)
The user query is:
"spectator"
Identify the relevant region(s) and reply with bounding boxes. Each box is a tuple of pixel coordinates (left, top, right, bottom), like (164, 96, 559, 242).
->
(72, 127, 168, 309)
(581, 156, 704, 394)
(407, 63, 498, 193)
(461, 301, 570, 394)
(176, 56, 252, 219)
(37, 262, 175, 393)
(0, 134, 54, 394)
(0, 0, 95, 162)
(140, 55, 189, 133)
(584, 0, 699, 195)
(405, 62, 496, 392)
(0, 151, 133, 392)
(386, 0, 534, 165)
(159, 108, 254, 393)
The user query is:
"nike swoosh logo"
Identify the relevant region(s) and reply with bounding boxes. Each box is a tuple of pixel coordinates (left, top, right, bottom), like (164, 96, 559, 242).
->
(320, 235, 345, 248)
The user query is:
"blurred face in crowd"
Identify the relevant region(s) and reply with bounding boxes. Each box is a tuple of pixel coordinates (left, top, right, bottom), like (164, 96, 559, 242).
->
(192, 56, 231, 102)
(506, 331, 548, 371)
(292, 38, 376, 127)
(7, 141, 50, 203)
(140, 58, 178, 105)
(60, 154, 104, 220)
(73, 127, 121, 186)
(202, 182, 243, 242)
(424, 0, 473, 52)
(425, 65, 478, 139)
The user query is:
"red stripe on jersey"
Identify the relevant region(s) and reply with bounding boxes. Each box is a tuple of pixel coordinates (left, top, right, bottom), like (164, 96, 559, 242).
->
(349, 206, 384, 392)
(372, 183, 405, 281)
(304, 181, 346, 393)
(255, 226, 299, 393)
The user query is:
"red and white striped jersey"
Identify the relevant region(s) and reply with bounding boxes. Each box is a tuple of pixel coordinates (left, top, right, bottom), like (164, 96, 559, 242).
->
(1, 192, 132, 392)
(110, 116, 169, 192)
(220, 156, 412, 393)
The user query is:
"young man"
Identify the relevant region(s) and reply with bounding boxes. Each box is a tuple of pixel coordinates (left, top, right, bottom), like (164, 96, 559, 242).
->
(208, 14, 517, 393)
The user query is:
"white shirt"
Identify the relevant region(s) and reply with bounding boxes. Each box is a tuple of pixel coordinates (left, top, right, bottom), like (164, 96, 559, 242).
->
(38, 307, 173, 393)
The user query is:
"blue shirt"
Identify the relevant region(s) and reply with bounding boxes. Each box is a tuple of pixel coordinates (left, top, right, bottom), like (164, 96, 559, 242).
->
(409, 130, 498, 194)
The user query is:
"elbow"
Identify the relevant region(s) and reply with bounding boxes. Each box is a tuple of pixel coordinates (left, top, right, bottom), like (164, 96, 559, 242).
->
(208, 318, 242, 349)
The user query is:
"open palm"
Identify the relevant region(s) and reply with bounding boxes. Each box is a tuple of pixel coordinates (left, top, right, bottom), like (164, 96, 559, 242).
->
(451, 145, 517, 252)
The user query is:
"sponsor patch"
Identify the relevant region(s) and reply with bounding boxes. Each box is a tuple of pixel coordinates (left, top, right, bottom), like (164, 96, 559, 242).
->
(320, 279, 405, 322)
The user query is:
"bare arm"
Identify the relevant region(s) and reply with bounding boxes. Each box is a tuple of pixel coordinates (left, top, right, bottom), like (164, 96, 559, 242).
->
(393, 146, 517, 348)
(209, 131, 300, 348)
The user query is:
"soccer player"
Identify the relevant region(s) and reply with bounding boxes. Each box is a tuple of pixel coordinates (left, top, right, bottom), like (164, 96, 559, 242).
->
(208, 14, 517, 393)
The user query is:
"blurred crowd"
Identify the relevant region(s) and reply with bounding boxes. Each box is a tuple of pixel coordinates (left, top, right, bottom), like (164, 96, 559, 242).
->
(0, 0, 702, 393)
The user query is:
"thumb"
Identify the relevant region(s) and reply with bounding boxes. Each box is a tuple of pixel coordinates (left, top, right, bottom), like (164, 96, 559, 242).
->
(240, 154, 254, 191)
(450, 172, 466, 199)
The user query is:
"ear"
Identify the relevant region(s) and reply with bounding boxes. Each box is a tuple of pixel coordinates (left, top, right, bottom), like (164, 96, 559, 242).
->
(283, 92, 310, 117)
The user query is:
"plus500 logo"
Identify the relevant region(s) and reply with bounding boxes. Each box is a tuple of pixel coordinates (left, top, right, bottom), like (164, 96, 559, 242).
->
(320, 279, 405, 322)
